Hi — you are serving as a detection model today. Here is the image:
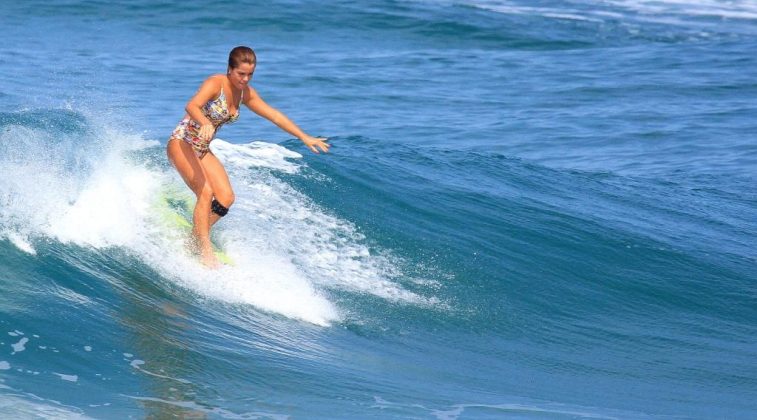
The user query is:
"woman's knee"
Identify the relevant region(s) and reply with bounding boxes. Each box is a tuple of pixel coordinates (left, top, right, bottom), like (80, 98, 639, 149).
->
(214, 190, 235, 208)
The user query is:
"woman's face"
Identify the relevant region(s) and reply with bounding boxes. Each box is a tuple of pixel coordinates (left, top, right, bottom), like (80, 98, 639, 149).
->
(228, 62, 255, 89)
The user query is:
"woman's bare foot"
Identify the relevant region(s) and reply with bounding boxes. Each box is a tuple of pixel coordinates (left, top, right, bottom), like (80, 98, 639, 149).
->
(199, 245, 221, 269)
(187, 233, 221, 268)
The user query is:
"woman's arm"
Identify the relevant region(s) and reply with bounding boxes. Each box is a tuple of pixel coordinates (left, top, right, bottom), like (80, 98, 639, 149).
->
(186, 76, 223, 141)
(243, 86, 329, 154)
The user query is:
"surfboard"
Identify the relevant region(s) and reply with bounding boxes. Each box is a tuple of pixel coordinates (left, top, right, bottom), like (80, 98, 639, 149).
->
(154, 188, 235, 266)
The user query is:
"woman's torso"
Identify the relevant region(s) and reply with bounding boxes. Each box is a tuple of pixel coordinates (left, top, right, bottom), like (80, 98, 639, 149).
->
(200, 84, 242, 127)
(170, 76, 244, 157)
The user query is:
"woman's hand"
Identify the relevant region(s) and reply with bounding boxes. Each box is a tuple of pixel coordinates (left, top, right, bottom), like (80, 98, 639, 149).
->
(199, 123, 215, 142)
(301, 136, 330, 154)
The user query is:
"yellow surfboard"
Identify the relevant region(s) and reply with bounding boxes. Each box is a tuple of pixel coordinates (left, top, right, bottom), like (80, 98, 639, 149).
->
(155, 189, 235, 266)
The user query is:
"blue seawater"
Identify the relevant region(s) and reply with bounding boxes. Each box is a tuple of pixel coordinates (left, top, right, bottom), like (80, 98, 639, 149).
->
(1, 0, 755, 418)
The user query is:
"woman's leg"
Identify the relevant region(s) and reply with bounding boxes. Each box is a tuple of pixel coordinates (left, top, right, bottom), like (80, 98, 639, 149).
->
(166, 139, 218, 266)
(198, 151, 235, 228)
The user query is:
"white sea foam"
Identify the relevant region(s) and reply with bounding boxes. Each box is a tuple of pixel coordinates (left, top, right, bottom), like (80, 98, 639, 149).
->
(210, 139, 302, 174)
(0, 392, 91, 419)
(48, 157, 154, 249)
(213, 139, 439, 307)
(11, 337, 29, 354)
(0, 112, 435, 326)
(461, 0, 757, 31)
(374, 396, 652, 419)
(604, 0, 757, 20)
(125, 395, 287, 419)
(6, 232, 35, 255)
(52, 372, 78, 383)
(465, 3, 606, 22)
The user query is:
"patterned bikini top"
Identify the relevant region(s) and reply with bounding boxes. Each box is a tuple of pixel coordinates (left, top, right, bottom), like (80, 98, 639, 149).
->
(202, 87, 242, 128)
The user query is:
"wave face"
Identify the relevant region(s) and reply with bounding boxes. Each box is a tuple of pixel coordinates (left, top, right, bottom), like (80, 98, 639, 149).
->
(1, 0, 756, 418)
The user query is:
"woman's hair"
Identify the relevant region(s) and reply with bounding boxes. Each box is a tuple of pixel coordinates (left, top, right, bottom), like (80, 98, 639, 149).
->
(228, 46, 256, 69)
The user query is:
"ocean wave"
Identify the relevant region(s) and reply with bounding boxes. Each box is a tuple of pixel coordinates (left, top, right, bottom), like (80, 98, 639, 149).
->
(0, 109, 441, 327)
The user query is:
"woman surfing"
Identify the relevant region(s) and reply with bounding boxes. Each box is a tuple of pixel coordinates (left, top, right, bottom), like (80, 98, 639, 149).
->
(167, 46, 329, 267)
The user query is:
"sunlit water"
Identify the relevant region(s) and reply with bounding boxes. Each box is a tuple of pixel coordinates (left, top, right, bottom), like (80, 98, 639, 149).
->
(0, 0, 755, 418)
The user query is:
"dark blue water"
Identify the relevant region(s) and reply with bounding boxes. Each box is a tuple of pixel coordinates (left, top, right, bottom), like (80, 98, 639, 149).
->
(1, 0, 755, 418)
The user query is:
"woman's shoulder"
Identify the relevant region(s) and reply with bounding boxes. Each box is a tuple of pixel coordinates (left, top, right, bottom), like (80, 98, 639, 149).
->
(196, 75, 225, 98)
(204, 74, 226, 85)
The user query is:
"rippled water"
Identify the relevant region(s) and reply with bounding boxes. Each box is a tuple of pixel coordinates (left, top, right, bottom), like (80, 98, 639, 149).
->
(0, 0, 755, 418)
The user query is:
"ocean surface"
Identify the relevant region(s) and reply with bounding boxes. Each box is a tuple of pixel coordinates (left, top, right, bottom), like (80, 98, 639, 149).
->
(1, 0, 755, 418)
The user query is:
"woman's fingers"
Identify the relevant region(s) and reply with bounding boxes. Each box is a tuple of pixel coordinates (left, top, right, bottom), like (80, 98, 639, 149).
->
(200, 124, 214, 141)
(304, 137, 329, 154)
(314, 138, 329, 153)
(319, 140, 330, 152)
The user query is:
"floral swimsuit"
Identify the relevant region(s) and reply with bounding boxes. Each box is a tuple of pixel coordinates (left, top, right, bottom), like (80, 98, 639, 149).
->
(169, 87, 242, 158)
